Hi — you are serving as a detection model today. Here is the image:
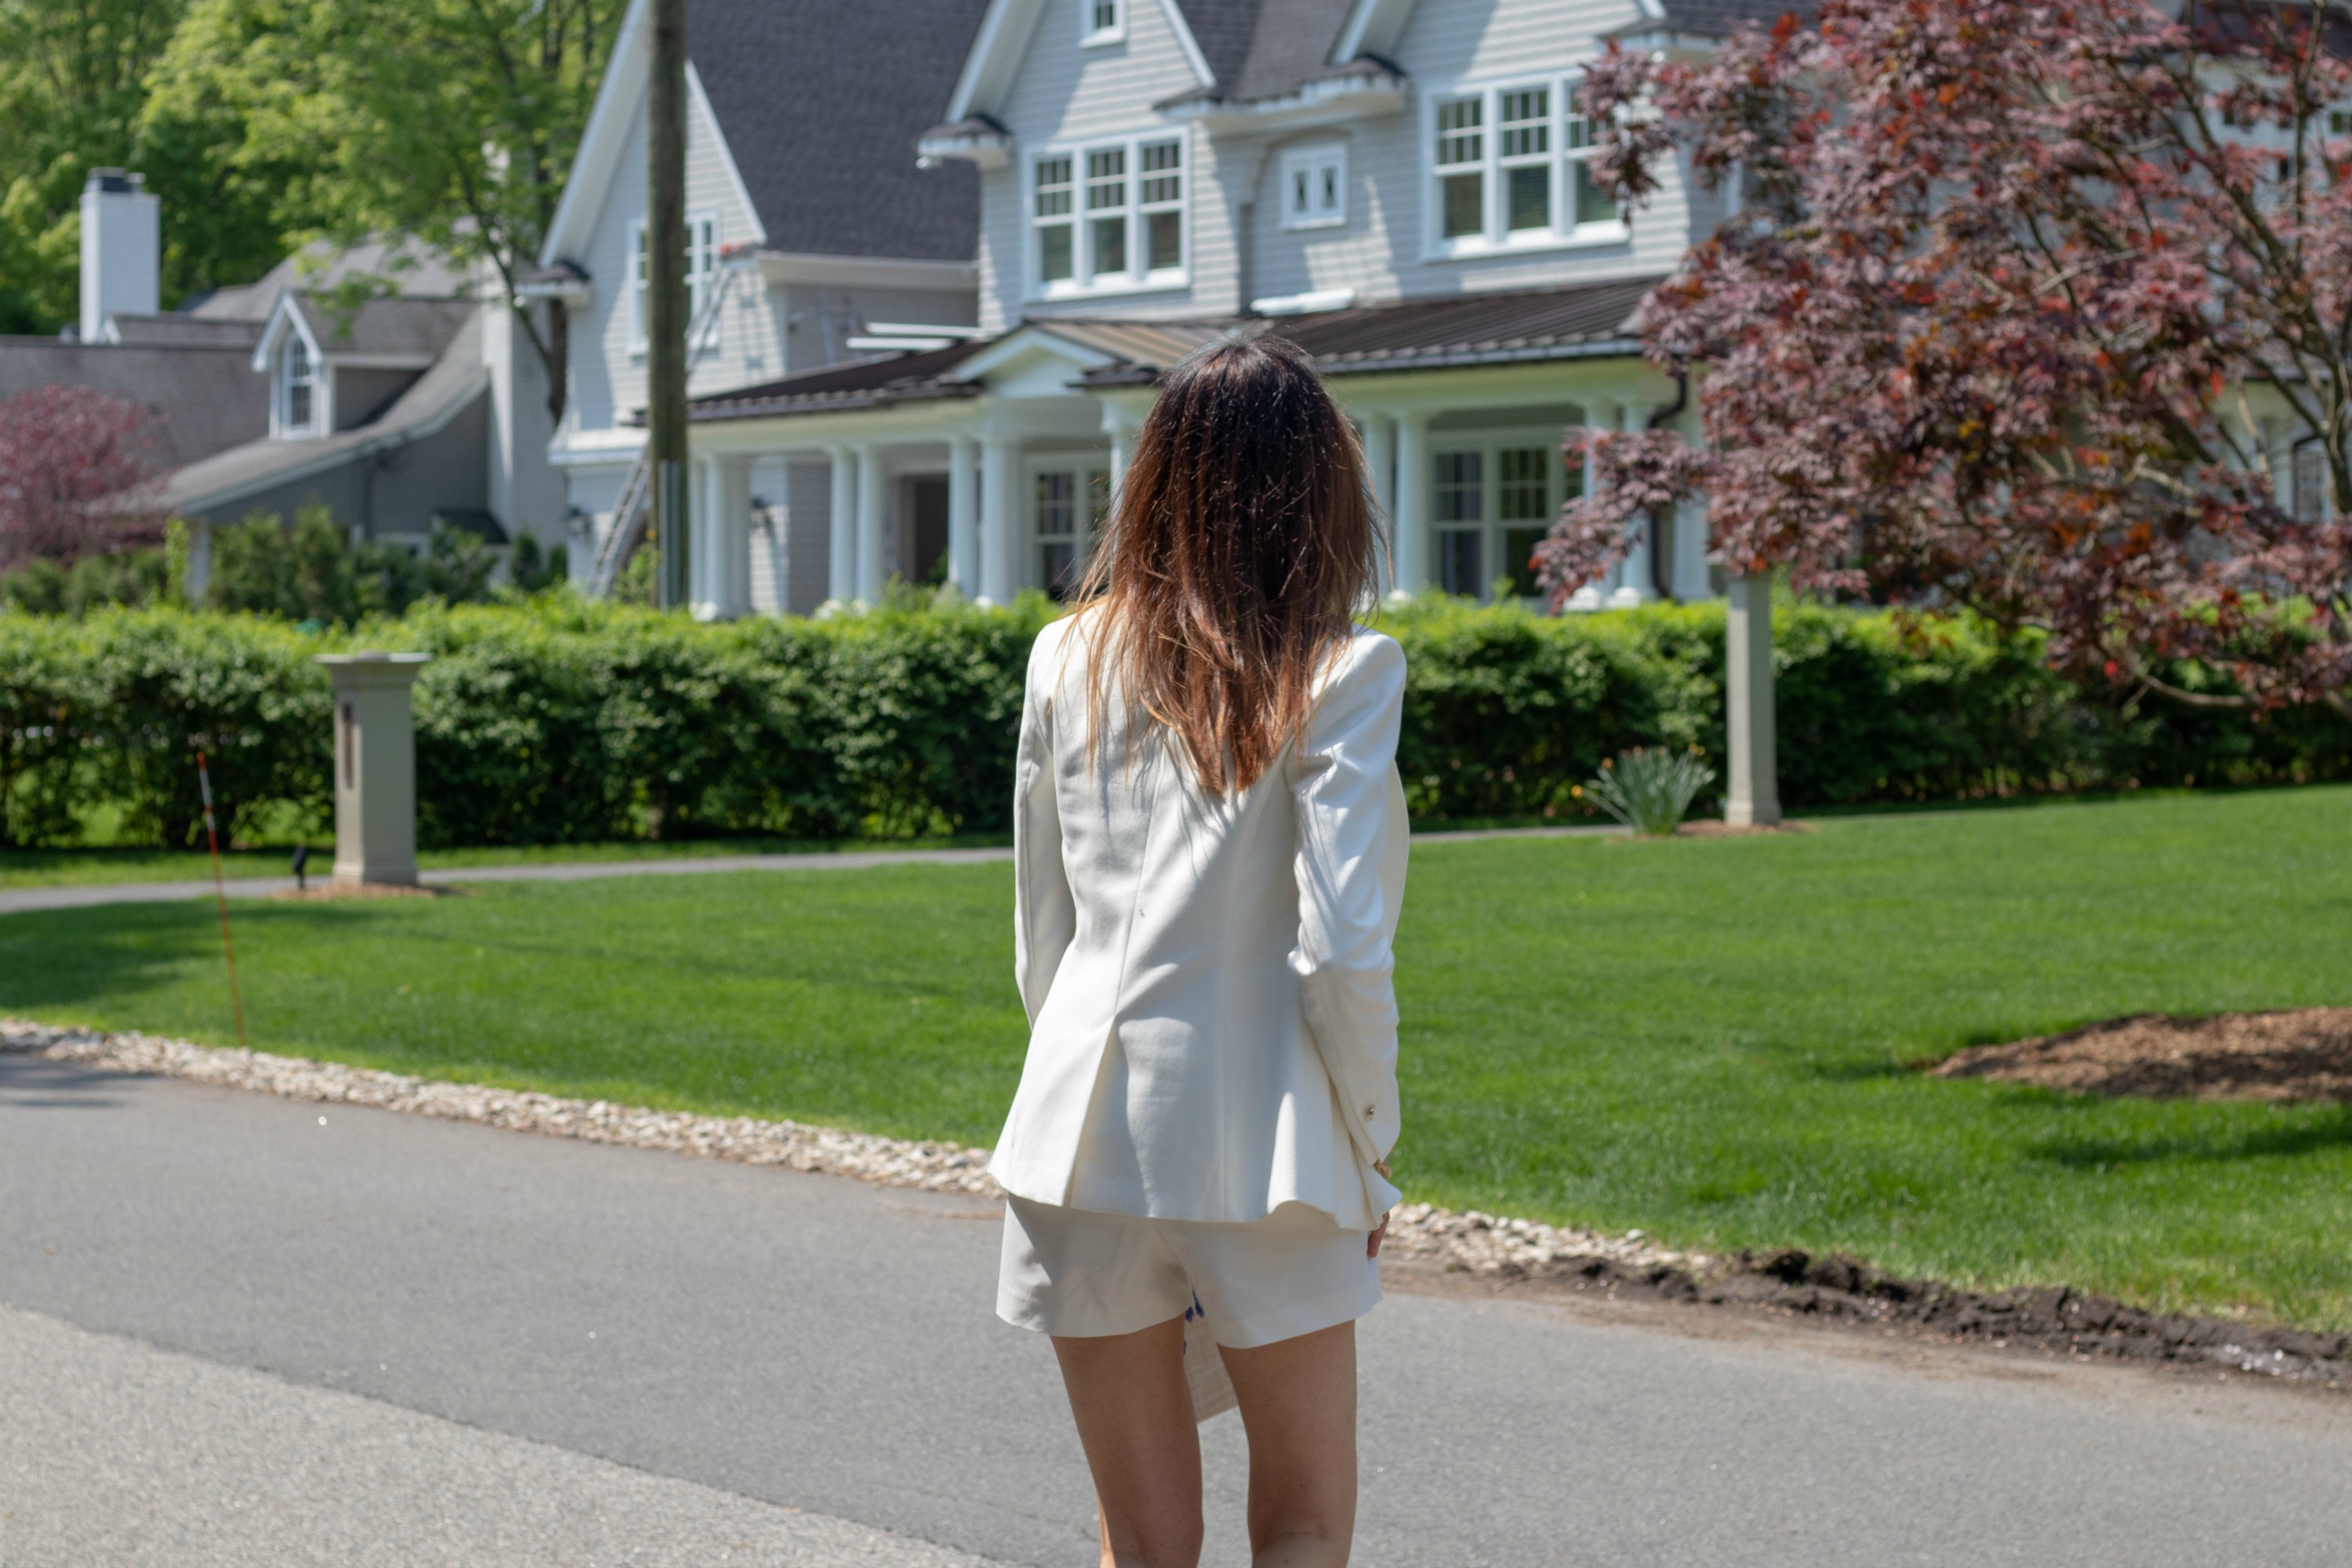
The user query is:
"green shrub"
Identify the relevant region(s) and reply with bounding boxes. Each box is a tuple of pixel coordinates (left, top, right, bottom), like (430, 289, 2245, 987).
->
(1, 595, 2343, 851)
(1, 548, 171, 616)
(205, 503, 503, 625)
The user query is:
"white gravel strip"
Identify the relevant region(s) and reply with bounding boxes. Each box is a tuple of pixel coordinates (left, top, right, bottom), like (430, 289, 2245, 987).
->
(0, 1018, 1704, 1277)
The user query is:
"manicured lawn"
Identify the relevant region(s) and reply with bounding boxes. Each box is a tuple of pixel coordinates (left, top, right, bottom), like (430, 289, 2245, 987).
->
(4, 788, 2347, 1329)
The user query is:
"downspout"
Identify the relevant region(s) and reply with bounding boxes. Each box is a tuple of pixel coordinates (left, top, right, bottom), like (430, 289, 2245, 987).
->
(1646, 369, 1690, 600)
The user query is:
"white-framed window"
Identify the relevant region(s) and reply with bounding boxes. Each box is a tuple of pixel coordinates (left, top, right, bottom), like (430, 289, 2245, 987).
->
(1430, 432, 1572, 601)
(1280, 143, 1348, 230)
(278, 333, 319, 437)
(1427, 76, 1625, 256)
(1030, 459, 1112, 598)
(1029, 133, 1187, 297)
(2292, 440, 2332, 523)
(1082, 0, 1123, 45)
(629, 209, 718, 353)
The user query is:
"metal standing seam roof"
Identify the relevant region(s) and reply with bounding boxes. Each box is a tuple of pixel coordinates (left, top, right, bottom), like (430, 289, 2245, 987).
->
(687, 281, 1661, 423)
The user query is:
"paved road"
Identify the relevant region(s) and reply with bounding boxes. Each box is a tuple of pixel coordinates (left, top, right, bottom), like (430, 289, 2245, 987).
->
(3, 1054, 2347, 1567)
(0, 825, 1624, 916)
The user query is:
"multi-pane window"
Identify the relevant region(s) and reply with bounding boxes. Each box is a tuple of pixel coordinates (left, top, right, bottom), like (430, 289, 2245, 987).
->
(1435, 452, 1484, 595)
(1035, 156, 1076, 283)
(1282, 144, 1347, 229)
(630, 212, 718, 350)
(1034, 466, 1112, 598)
(1085, 0, 1120, 40)
(1033, 136, 1185, 294)
(1435, 97, 1485, 239)
(2293, 442, 2332, 523)
(1432, 438, 1566, 602)
(1432, 79, 1622, 250)
(280, 336, 316, 434)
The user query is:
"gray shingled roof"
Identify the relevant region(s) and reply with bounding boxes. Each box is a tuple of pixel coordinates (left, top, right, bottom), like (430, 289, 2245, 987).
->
(103, 315, 266, 350)
(288, 294, 475, 362)
(192, 238, 470, 321)
(689, 0, 985, 262)
(0, 339, 268, 468)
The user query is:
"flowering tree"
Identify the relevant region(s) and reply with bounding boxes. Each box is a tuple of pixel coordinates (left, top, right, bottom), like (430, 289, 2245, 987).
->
(1541, 0, 2352, 717)
(0, 383, 164, 570)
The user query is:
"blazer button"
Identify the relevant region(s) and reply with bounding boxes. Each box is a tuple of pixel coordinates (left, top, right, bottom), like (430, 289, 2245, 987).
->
(1363, 1105, 1376, 1119)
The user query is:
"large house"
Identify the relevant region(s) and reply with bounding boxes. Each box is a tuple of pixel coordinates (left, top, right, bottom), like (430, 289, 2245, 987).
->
(548, 0, 1788, 616)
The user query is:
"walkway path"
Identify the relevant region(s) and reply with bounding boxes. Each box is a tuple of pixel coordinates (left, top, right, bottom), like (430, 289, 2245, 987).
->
(3, 1052, 2346, 1566)
(0, 825, 1620, 915)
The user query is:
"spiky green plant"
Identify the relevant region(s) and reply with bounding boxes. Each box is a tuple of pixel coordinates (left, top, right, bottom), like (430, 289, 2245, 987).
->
(1581, 746, 1716, 837)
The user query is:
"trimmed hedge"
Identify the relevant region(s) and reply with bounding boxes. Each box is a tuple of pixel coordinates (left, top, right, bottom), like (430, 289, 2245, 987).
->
(2, 595, 2343, 849)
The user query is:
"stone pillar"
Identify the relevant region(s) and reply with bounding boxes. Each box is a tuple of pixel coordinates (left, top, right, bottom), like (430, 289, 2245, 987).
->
(1361, 412, 1396, 593)
(825, 445, 855, 608)
(948, 432, 979, 598)
(855, 444, 886, 604)
(1610, 401, 1658, 609)
(318, 653, 431, 887)
(1724, 572, 1781, 826)
(1391, 410, 1431, 599)
(980, 433, 1019, 606)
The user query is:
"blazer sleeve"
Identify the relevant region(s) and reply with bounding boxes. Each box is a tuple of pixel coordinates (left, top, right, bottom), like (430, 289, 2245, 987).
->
(1013, 628, 1078, 1026)
(1290, 632, 1409, 1169)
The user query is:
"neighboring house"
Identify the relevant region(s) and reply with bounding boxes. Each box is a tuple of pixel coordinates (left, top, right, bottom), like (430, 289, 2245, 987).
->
(604, 0, 1786, 619)
(536, 0, 990, 613)
(0, 169, 564, 594)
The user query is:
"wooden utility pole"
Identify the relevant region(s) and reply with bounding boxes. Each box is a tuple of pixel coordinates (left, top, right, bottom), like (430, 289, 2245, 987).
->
(646, 0, 690, 610)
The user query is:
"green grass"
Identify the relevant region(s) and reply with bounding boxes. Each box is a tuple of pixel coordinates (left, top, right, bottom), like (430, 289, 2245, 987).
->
(3, 787, 2347, 1330)
(0, 832, 1016, 890)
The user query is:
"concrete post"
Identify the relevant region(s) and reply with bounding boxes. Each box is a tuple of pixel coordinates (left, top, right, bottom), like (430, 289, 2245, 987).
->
(947, 433, 979, 598)
(318, 654, 432, 886)
(1723, 573, 1780, 826)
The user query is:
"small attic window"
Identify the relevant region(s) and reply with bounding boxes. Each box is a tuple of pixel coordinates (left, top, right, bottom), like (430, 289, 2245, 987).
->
(279, 335, 318, 437)
(1083, 0, 1122, 45)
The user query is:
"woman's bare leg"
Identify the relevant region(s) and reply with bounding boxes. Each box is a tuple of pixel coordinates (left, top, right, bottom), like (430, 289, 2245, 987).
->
(1051, 1315, 1203, 1568)
(1218, 1321, 1357, 1568)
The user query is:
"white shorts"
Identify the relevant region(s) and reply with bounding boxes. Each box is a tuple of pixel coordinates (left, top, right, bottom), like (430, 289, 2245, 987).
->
(997, 1196, 1381, 1350)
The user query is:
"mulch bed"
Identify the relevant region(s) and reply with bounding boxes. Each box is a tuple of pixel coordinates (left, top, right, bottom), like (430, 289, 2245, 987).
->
(1931, 1007, 2352, 1102)
(1455, 1247, 2350, 1388)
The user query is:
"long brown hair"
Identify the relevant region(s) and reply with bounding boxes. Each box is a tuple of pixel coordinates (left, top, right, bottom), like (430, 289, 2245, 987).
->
(1071, 332, 1379, 794)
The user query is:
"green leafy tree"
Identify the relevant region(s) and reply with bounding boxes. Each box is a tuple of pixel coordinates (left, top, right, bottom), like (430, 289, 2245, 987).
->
(146, 0, 622, 418)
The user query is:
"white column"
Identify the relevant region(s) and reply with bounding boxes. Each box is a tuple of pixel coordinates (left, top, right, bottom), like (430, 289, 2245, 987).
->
(825, 445, 855, 608)
(947, 432, 979, 599)
(688, 453, 720, 619)
(1610, 401, 1657, 608)
(855, 445, 886, 604)
(1102, 405, 1136, 504)
(1391, 410, 1431, 598)
(980, 433, 1018, 606)
(1361, 412, 1396, 593)
(1566, 398, 1617, 611)
(1671, 495, 1711, 602)
(711, 453, 753, 619)
(1724, 572, 1781, 826)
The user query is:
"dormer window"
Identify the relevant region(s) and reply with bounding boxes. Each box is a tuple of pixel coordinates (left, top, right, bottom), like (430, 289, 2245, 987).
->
(279, 336, 318, 437)
(1281, 144, 1348, 230)
(1083, 0, 1122, 45)
(1428, 76, 1627, 257)
(1032, 134, 1186, 298)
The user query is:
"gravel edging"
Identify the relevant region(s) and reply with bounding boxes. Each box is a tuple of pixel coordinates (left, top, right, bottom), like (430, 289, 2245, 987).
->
(0, 1018, 1698, 1276)
(9, 1018, 2343, 1388)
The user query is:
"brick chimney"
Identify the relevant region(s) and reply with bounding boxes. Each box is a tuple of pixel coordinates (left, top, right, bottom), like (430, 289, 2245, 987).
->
(79, 169, 159, 343)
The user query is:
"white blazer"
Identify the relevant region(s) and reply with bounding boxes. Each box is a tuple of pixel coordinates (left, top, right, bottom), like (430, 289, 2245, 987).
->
(989, 612, 1408, 1229)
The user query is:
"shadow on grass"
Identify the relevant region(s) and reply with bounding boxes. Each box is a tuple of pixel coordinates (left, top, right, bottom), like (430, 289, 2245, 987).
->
(2032, 1105, 2352, 1167)
(0, 898, 402, 1014)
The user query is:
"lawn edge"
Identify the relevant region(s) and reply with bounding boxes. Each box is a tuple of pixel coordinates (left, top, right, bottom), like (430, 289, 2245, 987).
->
(5, 1016, 2344, 1388)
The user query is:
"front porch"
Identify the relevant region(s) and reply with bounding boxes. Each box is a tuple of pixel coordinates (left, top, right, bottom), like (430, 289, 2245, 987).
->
(573, 281, 1706, 619)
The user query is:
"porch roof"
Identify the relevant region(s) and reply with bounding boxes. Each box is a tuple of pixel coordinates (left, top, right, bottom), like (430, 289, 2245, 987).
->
(686, 278, 1661, 424)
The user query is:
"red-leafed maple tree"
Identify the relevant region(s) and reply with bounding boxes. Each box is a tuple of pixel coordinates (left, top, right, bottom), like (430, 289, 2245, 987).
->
(0, 384, 166, 572)
(1541, 0, 2352, 717)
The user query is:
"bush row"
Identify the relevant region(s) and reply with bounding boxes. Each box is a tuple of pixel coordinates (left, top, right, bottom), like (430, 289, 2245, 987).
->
(2, 596, 2343, 849)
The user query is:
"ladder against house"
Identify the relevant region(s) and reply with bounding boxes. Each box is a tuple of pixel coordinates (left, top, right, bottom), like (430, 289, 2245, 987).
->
(586, 256, 750, 598)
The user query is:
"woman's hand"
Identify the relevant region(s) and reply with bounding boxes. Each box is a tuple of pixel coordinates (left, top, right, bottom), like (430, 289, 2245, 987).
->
(1368, 1157, 1392, 1258)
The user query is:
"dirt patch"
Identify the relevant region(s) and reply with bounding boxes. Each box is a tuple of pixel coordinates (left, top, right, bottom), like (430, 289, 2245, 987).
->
(1931, 1008, 2352, 1103)
(267, 881, 466, 902)
(1672, 819, 1813, 838)
(1414, 1245, 2350, 1389)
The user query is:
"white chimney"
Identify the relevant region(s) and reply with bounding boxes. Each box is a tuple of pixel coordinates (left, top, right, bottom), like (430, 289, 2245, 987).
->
(79, 169, 159, 343)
